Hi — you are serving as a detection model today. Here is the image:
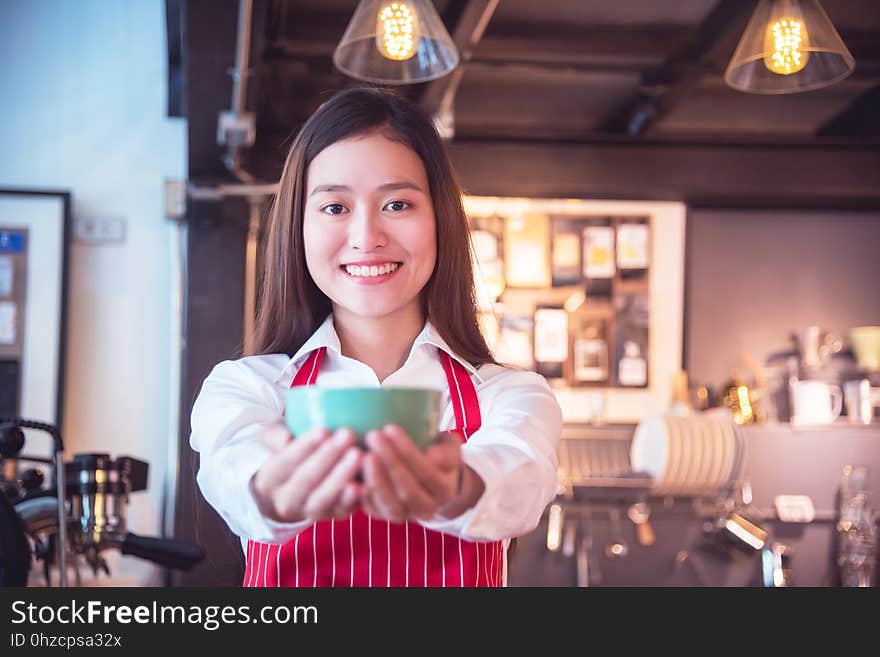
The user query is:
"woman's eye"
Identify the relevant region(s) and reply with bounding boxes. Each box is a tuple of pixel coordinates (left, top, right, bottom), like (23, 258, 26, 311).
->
(384, 200, 410, 212)
(321, 203, 346, 215)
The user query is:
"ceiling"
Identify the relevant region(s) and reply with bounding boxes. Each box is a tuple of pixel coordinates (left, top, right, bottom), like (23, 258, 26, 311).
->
(246, 0, 880, 176)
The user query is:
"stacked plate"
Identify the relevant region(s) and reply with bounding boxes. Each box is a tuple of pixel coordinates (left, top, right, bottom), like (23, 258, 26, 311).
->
(557, 437, 633, 484)
(629, 412, 745, 496)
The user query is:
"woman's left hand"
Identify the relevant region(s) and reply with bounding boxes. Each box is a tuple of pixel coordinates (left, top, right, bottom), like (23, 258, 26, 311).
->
(360, 425, 477, 523)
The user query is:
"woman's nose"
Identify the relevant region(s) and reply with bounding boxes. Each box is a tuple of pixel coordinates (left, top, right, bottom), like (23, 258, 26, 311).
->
(347, 207, 387, 251)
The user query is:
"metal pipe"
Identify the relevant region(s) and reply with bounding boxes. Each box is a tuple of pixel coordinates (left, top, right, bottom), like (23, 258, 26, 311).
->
(55, 445, 68, 587)
(427, 0, 500, 140)
(242, 198, 263, 356)
(231, 0, 253, 116)
(225, 0, 256, 184)
(187, 182, 277, 201)
(161, 220, 186, 586)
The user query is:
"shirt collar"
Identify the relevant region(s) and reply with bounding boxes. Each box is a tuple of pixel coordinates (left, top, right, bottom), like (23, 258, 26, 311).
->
(274, 314, 484, 384)
(274, 314, 339, 384)
(412, 320, 484, 383)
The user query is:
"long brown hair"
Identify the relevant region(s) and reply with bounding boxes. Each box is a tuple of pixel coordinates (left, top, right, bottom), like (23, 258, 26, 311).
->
(252, 86, 495, 369)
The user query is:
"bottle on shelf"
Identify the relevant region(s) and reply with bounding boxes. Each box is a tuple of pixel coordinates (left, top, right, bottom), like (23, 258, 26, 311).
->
(618, 340, 647, 387)
(571, 312, 610, 385)
(669, 370, 693, 415)
(533, 305, 569, 381)
(616, 217, 649, 282)
(582, 218, 615, 297)
(613, 292, 649, 388)
(550, 216, 583, 287)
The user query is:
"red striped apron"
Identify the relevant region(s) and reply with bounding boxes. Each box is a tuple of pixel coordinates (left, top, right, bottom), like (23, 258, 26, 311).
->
(243, 346, 504, 587)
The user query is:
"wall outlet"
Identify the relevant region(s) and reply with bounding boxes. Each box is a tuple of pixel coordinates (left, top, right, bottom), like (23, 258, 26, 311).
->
(217, 110, 255, 147)
(74, 216, 127, 245)
(164, 178, 187, 220)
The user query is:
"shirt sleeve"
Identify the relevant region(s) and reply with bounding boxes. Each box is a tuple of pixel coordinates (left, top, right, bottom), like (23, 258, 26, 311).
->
(189, 359, 312, 545)
(419, 368, 562, 541)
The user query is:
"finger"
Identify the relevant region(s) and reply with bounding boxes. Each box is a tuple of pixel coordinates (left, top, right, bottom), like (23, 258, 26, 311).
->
(373, 433, 437, 518)
(255, 426, 331, 491)
(380, 424, 433, 466)
(424, 431, 464, 471)
(302, 446, 363, 518)
(360, 490, 378, 518)
(382, 426, 460, 499)
(331, 481, 362, 519)
(363, 450, 406, 523)
(275, 429, 358, 508)
(380, 424, 447, 480)
(361, 495, 382, 520)
(386, 426, 460, 474)
(367, 430, 436, 518)
(358, 469, 383, 519)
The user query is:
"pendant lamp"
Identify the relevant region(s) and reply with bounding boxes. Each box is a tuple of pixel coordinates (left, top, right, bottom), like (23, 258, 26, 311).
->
(724, 0, 855, 94)
(333, 0, 460, 85)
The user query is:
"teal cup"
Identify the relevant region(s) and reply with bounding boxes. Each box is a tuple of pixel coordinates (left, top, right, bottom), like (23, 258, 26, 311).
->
(284, 387, 443, 449)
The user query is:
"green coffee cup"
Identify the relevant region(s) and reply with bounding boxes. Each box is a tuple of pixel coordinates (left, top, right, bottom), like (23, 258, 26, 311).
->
(284, 387, 443, 449)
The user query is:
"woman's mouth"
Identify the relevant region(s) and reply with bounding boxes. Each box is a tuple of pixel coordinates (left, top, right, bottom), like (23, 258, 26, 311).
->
(340, 262, 402, 283)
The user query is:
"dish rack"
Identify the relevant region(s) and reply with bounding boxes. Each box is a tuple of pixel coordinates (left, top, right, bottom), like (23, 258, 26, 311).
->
(555, 422, 746, 507)
(556, 426, 654, 505)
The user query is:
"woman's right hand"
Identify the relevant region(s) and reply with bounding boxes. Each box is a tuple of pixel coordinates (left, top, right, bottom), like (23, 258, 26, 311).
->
(250, 422, 363, 524)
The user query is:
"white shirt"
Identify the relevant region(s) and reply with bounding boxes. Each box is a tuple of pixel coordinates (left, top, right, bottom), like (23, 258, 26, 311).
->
(190, 315, 562, 548)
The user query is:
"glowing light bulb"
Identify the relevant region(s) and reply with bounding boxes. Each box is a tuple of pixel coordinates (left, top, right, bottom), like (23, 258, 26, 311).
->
(763, 17, 809, 75)
(376, 2, 420, 61)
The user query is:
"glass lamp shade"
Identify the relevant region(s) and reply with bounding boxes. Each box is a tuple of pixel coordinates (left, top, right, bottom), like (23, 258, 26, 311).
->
(333, 0, 460, 85)
(724, 0, 855, 94)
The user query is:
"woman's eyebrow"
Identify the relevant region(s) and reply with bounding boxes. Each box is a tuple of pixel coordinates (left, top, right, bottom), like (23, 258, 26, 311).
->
(376, 181, 425, 193)
(309, 183, 352, 197)
(309, 181, 426, 197)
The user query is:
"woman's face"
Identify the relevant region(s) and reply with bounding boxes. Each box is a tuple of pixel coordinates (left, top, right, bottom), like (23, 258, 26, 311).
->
(303, 131, 437, 324)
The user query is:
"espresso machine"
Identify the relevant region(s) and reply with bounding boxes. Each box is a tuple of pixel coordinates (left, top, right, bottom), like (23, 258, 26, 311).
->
(1, 417, 204, 586)
(764, 326, 868, 423)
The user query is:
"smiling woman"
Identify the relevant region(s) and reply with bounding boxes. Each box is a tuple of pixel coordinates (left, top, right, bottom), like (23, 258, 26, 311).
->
(189, 87, 562, 588)
(253, 87, 482, 368)
(303, 131, 437, 340)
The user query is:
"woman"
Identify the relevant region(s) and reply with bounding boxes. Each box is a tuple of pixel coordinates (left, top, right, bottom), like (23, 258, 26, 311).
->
(190, 86, 562, 587)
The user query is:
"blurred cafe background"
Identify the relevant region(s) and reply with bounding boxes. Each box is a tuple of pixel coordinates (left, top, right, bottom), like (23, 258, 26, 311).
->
(1, 0, 879, 587)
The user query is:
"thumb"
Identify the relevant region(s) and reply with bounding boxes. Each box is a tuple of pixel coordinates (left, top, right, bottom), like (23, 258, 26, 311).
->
(259, 420, 293, 452)
(426, 431, 462, 471)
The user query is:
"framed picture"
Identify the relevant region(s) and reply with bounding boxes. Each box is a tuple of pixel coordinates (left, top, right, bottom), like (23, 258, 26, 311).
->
(503, 212, 551, 288)
(464, 195, 685, 423)
(470, 214, 506, 311)
(550, 216, 583, 287)
(0, 189, 71, 437)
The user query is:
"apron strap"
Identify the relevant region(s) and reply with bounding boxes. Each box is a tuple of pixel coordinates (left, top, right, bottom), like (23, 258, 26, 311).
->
(439, 350, 481, 438)
(291, 347, 326, 387)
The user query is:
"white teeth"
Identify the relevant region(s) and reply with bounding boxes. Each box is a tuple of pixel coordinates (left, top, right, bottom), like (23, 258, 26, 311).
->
(344, 263, 399, 277)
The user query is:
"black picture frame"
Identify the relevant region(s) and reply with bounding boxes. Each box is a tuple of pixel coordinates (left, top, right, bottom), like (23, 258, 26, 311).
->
(0, 188, 71, 430)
